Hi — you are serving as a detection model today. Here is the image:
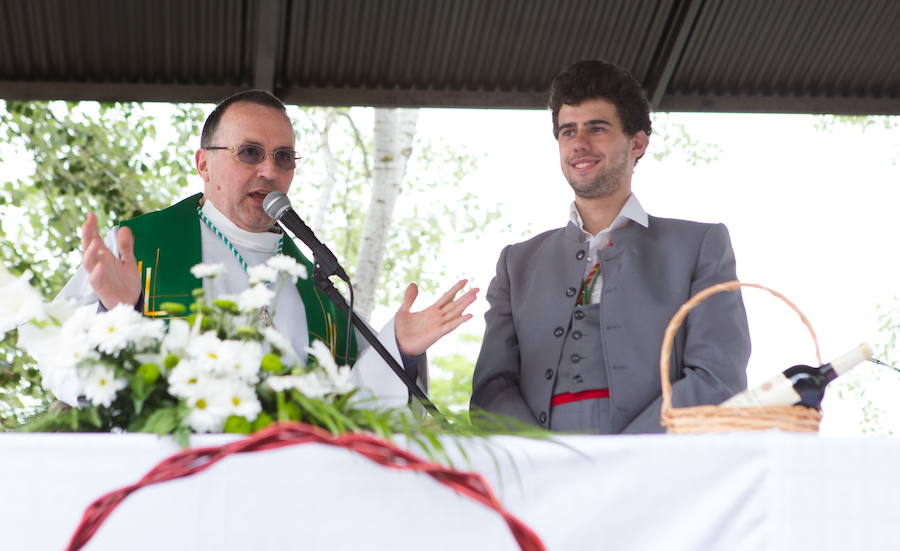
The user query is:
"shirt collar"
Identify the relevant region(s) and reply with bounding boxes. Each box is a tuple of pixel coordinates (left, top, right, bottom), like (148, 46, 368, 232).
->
(201, 198, 282, 253)
(568, 193, 649, 240)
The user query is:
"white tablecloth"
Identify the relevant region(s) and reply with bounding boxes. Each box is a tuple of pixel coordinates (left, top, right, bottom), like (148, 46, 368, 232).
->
(2, 430, 899, 550)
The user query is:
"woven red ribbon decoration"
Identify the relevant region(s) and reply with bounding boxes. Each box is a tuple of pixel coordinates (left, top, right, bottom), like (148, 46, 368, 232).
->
(66, 422, 546, 551)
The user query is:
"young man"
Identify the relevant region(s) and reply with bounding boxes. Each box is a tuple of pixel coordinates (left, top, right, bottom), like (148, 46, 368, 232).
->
(470, 60, 750, 433)
(61, 90, 477, 406)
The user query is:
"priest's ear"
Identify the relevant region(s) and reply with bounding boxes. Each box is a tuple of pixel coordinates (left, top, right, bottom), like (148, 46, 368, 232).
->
(195, 149, 211, 183)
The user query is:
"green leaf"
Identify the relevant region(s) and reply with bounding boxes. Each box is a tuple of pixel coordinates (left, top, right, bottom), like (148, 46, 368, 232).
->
(252, 412, 273, 432)
(141, 406, 182, 435)
(85, 406, 103, 428)
(223, 415, 252, 434)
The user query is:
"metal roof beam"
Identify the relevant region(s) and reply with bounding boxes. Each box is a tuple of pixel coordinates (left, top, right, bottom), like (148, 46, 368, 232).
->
(251, 0, 282, 92)
(646, 0, 705, 111)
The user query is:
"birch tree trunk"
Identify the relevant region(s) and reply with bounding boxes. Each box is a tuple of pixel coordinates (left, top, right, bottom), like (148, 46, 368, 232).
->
(313, 110, 338, 230)
(354, 108, 419, 320)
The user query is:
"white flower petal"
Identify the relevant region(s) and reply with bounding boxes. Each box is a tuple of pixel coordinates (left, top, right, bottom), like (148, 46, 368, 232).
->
(190, 263, 225, 279)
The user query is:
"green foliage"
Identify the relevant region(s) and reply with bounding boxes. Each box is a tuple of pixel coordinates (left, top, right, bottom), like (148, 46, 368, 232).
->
(0, 100, 203, 427)
(429, 333, 481, 413)
(650, 113, 723, 166)
(828, 297, 900, 435)
(813, 114, 900, 133)
(288, 107, 507, 308)
(813, 115, 900, 165)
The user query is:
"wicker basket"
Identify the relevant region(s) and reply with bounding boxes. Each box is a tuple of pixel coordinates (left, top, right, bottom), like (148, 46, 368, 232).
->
(659, 280, 822, 434)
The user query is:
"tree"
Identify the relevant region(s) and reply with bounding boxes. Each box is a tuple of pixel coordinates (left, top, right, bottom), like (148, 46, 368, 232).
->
(813, 115, 900, 165)
(0, 100, 203, 426)
(824, 297, 900, 435)
(288, 106, 504, 322)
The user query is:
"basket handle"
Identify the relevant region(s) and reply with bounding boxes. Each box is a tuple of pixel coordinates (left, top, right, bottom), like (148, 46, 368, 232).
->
(658, 280, 822, 415)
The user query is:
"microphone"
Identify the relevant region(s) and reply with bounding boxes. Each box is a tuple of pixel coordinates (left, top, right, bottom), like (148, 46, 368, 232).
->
(263, 191, 349, 281)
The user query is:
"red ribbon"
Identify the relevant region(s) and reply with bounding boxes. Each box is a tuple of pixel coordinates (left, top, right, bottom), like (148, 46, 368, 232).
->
(66, 422, 546, 551)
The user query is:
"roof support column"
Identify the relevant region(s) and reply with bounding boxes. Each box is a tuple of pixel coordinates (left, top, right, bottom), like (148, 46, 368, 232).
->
(252, 0, 283, 92)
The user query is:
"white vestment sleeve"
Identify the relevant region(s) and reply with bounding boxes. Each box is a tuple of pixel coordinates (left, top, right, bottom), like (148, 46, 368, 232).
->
(55, 228, 121, 306)
(350, 317, 428, 410)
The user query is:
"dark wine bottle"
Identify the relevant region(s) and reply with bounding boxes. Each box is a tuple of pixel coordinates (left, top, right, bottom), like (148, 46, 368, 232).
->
(720, 343, 872, 409)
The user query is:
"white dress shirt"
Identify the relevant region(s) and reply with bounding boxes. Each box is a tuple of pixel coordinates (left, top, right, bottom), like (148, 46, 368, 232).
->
(568, 193, 649, 305)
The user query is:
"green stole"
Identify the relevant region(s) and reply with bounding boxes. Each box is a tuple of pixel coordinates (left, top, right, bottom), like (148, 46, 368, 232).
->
(120, 193, 358, 364)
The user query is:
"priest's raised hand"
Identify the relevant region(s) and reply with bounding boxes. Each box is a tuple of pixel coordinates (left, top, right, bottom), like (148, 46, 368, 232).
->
(80, 211, 141, 310)
(394, 279, 479, 357)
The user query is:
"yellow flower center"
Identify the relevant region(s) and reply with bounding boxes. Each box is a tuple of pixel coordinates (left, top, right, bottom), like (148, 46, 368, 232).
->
(196, 398, 207, 410)
(232, 397, 241, 406)
(98, 378, 107, 387)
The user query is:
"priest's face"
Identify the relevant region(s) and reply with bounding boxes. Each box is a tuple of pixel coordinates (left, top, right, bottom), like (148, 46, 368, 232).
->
(195, 102, 296, 232)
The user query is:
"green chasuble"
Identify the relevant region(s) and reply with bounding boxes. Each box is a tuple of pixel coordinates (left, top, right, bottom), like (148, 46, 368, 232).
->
(120, 193, 358, 364)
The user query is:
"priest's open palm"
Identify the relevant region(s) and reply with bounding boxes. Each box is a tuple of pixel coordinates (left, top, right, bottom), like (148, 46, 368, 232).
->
(81, 212, 142, 310)
(394, 279, 478, 357)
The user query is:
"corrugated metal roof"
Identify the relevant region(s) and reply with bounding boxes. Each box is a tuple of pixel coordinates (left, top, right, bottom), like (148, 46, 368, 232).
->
(1, 0, 898, 114)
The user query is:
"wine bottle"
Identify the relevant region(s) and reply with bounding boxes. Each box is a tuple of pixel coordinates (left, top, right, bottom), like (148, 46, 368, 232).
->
(720, 343, 873, 409)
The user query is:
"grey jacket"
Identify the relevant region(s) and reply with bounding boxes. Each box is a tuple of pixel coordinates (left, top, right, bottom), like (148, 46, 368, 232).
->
(470, 216, 751, 433)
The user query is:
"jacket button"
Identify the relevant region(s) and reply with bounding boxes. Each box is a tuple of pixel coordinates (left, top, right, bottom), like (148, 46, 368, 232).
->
(539, 412, 547, 424)
(565, 287, 576, 297)
(574, 374, 584, 383)
(572, 330, 582, 340)
(574, 310, 585, 320)
(576, 250, 586, 260)
(544, 369, 554, 380)
(553, 327, 564, 337)
(571, 354, 581, 363)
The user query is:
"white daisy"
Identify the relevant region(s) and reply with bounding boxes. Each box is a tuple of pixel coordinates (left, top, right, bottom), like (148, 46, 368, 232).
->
(39, 362, 84, 407)
(185, 331, 229, 374)
(236, 285, 274, 312)
(162, 318, 191, 355)
(266, 255, 308, 281)
(0, 267, 47, 335)
(305, 339, 339, 371)
(82, 365, 127, 408)
(219, 340, 263, 383)
(322, 363, 355, 395)
(223, 380, 262, 420)
(87, 304, 146, 355)
(167, 359, 212, 399)
(185, 388, 230, 433)
(261, 326, 298, 365)
(266, 373, 330, 398)
(247, 264, 278, 285)
(190, 263, 225, 279)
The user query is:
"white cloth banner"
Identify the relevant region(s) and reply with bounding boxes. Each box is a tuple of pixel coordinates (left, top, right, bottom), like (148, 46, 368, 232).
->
(2, 431, 899, 550)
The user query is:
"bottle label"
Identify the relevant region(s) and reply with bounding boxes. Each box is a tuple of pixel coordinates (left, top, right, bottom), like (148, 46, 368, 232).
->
(720, 375, 801, 408)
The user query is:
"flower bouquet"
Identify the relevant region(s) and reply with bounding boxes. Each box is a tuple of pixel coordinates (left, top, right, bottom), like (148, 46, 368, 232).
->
(2, 256, 417, 446)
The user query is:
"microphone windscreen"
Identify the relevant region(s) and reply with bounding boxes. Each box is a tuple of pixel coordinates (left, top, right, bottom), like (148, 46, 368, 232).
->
(263, 191, 291, 219)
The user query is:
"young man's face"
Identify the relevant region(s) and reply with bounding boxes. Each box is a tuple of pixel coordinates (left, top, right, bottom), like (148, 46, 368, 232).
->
(195, 102, 296, 232)
(556, 97, 648, 200)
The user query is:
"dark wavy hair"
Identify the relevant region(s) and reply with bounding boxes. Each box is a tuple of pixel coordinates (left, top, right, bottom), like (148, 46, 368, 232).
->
(548, 60, 652, 140)
(200, 90, 288, 148)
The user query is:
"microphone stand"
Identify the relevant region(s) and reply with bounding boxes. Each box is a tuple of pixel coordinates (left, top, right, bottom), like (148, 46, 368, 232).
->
(309, 262, 447, 424)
